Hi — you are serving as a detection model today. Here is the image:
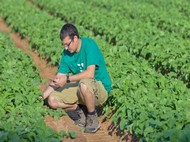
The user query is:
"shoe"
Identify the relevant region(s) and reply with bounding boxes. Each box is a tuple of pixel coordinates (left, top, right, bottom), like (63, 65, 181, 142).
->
(84, 112, 100, 133)
(66, 108, 86, 127)
(66, 110, 79, 121)
(75, 107, 86, 127)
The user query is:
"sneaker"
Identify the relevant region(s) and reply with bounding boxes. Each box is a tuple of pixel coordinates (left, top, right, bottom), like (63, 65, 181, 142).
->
(66, 110, 79, 121)
(84, 112, 100, 133)
(75, 107, 86, 127)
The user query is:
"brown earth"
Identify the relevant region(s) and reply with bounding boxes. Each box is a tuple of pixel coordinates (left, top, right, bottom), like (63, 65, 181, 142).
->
(0, 17, 137, 142)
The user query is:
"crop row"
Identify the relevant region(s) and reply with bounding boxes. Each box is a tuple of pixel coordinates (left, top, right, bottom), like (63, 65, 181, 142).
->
(106, 47, 190, 142)
(0, 0, 190, 141)
(0, 32, 71, 141)
(30, 0, 190, 85)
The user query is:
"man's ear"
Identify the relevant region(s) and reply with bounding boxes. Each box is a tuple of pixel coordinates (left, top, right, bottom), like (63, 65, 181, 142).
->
(73, 35, 78, 41)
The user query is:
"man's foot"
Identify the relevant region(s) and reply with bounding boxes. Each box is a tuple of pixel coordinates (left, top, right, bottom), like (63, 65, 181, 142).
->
(84, 112, 100, 133)
(66, 105, 86, 127)
(75, 106, 86, 127)
(66, 110, 79, 121)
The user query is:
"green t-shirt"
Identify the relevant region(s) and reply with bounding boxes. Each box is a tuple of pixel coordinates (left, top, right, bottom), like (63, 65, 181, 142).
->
(58, 37, 112, 92)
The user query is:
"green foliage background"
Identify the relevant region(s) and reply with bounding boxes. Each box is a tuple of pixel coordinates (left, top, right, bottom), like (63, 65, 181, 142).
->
(0, 0, 190, 141)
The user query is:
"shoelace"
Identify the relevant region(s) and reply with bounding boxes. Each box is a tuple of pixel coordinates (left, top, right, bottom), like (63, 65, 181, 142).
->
(77, 110, 84, 118)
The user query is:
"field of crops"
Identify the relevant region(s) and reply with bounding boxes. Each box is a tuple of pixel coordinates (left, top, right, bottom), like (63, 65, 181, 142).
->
(0, 0, 190, 141)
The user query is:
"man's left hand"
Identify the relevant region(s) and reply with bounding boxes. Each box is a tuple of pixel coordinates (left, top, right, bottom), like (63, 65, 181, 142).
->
(53, 74, 67, 87)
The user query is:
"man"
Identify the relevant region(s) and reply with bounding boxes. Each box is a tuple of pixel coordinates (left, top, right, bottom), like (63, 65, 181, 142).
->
(41, 23, 111, 133)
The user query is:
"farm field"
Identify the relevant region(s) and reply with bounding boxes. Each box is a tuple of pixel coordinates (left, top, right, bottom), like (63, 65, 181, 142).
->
(0, 18, 117, 142)
(0, 0, 190, 142)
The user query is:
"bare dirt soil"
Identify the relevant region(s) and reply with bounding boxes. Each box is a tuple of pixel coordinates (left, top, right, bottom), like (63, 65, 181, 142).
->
(0, 17, 137, 142)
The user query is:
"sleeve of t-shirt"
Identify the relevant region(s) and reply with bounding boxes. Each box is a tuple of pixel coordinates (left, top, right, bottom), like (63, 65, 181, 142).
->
(57, 52, 70, 74)
(85, 40, 101, 67)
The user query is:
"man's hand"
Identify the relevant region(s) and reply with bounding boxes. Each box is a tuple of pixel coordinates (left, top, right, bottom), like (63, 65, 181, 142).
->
(39, 96, 44, 101)
(54, 74, 67, 87)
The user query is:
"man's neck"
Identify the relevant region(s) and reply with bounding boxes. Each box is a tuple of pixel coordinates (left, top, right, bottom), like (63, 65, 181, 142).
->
(76, 38, 82, 53)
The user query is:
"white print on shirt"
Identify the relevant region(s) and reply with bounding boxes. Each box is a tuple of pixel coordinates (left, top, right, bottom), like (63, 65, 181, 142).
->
(77, 63, 84, 72)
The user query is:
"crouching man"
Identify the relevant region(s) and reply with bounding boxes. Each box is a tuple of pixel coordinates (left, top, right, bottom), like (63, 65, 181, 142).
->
(41, 23, 111, 133)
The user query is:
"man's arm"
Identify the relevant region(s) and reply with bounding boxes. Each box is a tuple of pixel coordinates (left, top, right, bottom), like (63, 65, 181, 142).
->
(41, 83, 57, 100)
(69, 65, 95, 82)
(54, 65, 96, 88)
(41, 73, 67, 100)
(41, 65, 95, 99)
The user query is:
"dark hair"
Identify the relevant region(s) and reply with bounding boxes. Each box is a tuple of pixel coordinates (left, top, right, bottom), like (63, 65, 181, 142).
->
(60, 23, 79, 40)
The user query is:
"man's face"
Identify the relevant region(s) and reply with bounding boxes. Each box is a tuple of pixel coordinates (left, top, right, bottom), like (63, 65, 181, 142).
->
(62, 36, 76, 53)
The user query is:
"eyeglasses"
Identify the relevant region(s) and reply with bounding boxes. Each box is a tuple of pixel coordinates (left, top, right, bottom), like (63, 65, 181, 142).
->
(63, 39, 73, 48)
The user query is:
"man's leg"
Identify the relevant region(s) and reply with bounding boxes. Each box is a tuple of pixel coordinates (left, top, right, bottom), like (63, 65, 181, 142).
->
(48, 96, 77, 110)
(47, 83, 86, 126)
(79, 83, 95, 112)
(79, 81, 100, 133)
(78, 79, 108, 133)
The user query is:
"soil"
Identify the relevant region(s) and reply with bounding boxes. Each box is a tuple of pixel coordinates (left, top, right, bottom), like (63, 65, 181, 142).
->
(0, 17, 137, 142)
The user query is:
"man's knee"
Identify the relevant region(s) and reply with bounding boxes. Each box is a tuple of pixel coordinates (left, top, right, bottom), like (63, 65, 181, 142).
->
(79, 82, 93, 98)
(48, 95, 58, 109)
(79, 82, 87, 92)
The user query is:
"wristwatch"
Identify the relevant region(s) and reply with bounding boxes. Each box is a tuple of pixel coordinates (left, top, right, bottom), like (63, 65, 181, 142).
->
(66, 75, 70, 83)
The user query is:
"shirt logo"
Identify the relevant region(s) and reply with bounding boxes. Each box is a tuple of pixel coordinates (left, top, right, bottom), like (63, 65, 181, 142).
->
(77, 63, 84, 72)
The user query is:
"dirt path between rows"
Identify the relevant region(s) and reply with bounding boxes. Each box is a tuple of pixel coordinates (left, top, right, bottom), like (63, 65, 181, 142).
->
(0, 17, 136, 142)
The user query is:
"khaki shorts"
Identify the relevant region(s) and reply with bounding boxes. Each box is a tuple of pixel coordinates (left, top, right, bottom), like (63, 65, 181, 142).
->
(49, 78, 108, 106)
